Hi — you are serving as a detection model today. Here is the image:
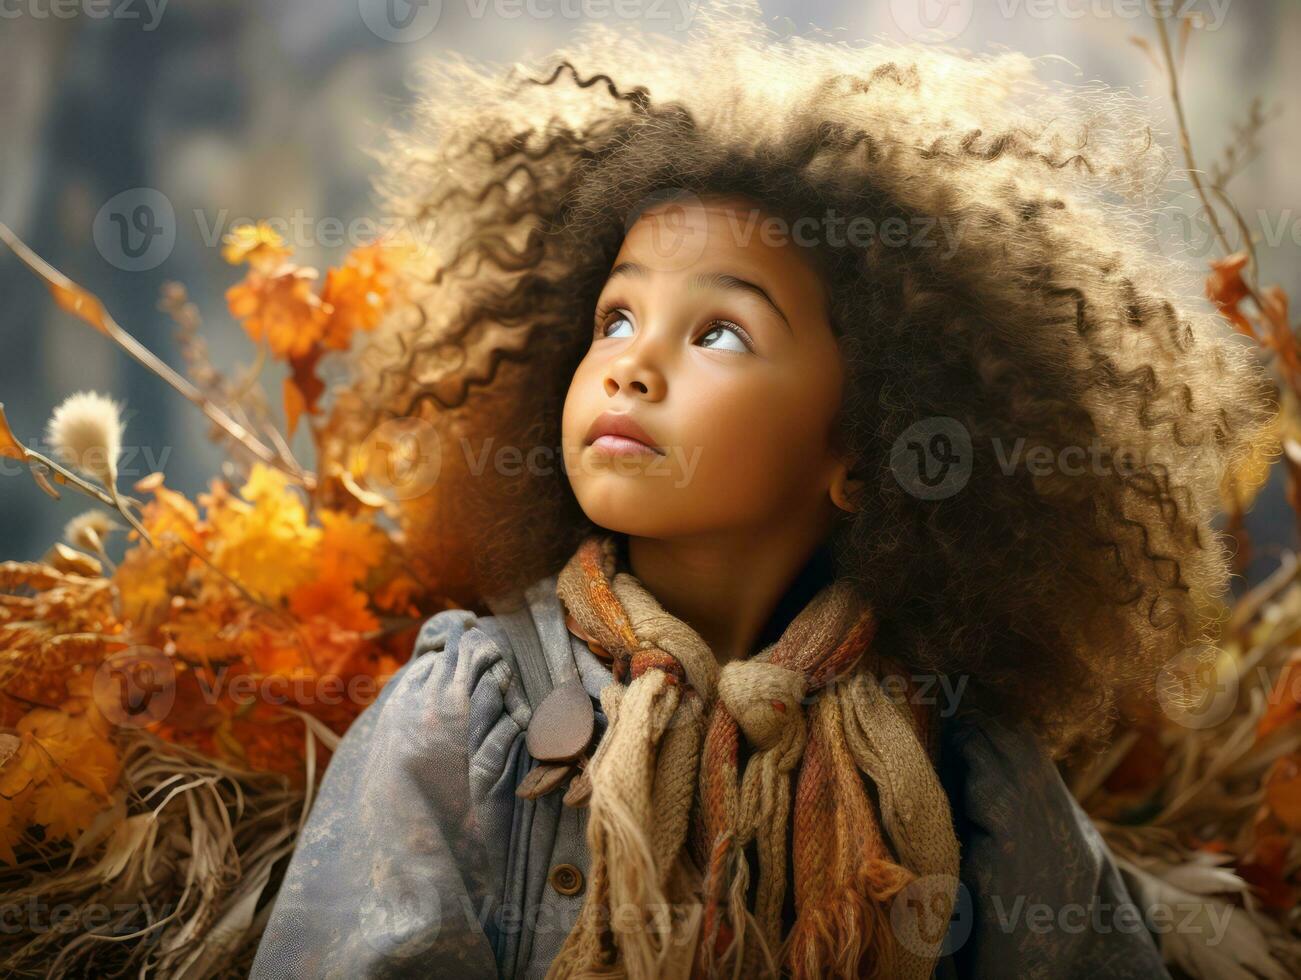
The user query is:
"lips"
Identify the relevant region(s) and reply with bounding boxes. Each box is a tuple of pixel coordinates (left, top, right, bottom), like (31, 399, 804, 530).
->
(584, 411, 665, 455)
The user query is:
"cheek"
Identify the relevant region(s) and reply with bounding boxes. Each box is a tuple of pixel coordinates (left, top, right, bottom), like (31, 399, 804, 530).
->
(561, 359, 597, 452)
(678, 372, 837, 504)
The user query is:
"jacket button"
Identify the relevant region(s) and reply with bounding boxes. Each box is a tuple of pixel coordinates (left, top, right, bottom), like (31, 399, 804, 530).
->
(549, 863, 584, 896)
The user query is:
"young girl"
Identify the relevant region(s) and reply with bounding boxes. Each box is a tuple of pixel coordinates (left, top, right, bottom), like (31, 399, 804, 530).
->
(252, 3, 1275, 977)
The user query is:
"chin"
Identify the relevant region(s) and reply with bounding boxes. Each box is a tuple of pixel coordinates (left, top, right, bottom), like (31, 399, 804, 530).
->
(570, 477, 683, 539)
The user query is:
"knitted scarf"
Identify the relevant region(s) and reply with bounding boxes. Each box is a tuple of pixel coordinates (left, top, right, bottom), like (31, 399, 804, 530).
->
(546, 534, 960, 980)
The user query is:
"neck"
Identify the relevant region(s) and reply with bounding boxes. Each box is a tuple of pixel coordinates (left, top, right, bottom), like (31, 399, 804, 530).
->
(622, 524, 837, 664)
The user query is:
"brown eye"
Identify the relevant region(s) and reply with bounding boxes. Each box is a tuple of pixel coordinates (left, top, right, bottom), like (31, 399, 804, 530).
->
(697, 321, 752, 353)
(596, 310, 634, 339)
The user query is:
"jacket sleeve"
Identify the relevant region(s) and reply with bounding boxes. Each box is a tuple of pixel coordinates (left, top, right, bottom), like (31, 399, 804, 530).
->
(250, 608, 524, 980)
(939, 716, 1172, 980)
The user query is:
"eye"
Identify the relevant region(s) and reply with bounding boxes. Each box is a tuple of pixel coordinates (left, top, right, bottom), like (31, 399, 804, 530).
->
(697, 321, 753, 353)
(595, 309, 634, 339)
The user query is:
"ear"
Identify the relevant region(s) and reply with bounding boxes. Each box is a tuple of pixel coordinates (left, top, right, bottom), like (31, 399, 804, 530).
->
(829, 458, 864, 515)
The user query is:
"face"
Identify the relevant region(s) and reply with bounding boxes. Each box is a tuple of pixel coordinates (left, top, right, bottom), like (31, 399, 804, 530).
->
(561, 193, 851, 541)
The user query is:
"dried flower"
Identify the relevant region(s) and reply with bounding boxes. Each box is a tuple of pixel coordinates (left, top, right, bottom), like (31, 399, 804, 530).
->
(226, 265, 330, 360)
(62, 509, 120, 554)
(44, 391, 124, 489)
(319, 242, 408, 350)
(222, 220, 291, 271)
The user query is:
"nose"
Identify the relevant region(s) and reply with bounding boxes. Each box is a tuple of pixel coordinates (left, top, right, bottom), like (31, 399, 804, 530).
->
(603, 345, 667, 401)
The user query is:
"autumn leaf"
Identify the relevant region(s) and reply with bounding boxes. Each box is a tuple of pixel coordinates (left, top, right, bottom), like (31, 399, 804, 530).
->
(1237, 832, 1297, 910)
(320, 242, 408, 351)
(1258, 649, 1301, 740)
(0, 737, 47, 800)
(221, 220, 291, 271)
(31, 779, 98, 842)
(1103, 728, 1167, 796)
(0, 222, 111, 335)
(284, 347, 326, 440)
(0, 795, 24, 864)
(13, 707, 119, 797)
(373, 571, 423, 615)
(226, 265, 331, 360)
(133, 471, 203, 546)
(289, 576, 379, 633)
(1206, 252, 1254, 338)
(317, 509, 388, 584)
(1263, 753, 1301, 832)
(204, 463, 322, 601)
(0, 403, 27, 461)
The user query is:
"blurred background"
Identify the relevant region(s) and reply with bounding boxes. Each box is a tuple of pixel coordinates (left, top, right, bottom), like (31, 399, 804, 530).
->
(0, 0, 1298, 585)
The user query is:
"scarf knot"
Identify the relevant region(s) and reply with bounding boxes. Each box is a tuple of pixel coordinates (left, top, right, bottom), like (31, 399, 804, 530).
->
(716, 661, 808, 752)
(546, 534, 960, 980)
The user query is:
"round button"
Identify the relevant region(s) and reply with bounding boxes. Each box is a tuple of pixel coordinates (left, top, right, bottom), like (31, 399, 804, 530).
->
(549, 863, 585, 897)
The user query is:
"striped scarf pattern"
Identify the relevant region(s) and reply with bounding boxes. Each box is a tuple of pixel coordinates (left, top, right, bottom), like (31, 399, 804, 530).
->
(546, 534, 959, 979)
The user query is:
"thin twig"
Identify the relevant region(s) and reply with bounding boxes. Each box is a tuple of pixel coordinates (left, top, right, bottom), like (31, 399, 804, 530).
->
(0, 224, 316, 492)
(1152, 14, 1266, 311)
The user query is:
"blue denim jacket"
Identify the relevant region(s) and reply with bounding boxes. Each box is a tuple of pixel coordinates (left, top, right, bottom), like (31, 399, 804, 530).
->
(251, 573, 1169, 979)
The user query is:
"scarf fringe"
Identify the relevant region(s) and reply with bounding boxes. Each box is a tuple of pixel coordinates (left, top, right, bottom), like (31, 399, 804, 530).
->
(711, 851, 780, 980)
(550, 534, 952, 980)
(782, 860, 914, 980)
(550, 671, 702, 980)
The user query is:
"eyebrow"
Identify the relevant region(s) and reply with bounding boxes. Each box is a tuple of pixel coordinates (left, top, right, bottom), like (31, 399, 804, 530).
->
(605, 261, 794, 335)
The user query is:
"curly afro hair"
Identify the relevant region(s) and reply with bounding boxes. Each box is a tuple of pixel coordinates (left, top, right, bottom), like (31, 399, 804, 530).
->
(323, 0, 1277, 751)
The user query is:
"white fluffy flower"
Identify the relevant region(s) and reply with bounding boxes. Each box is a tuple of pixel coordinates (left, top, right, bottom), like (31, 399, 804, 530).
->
(63, 509, 120, 553)
(45, 391, 125, 488)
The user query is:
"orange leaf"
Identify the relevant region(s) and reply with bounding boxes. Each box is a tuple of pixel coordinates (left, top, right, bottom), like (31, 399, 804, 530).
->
(226, 265, 330, 360)
(284, 376, 307, 441)
(1258, 649, 1301, 740)
(50, 281, 111, 335)
(222, 220, 291, 271)
(0, 795, 24, 865)
(1103, 728, 1167, 795)
(319, 242, 408, 350)
(0, 403, 27, 461)
(0, 223, 111, 335)
(288, 577, 379, 633)
(284, 347, 326, 440)
(1206, 252, 1255, 339)
(1263, 753, 1301, 831)
(316, 509, 388, 584)
(31, 780, 98, 842)
(1238, 833, 1297, 910)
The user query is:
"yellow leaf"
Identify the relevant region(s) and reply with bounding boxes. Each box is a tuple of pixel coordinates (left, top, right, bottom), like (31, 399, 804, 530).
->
(0, 740, 39, 798)
(0, 223, 110, 335)
(31, 780, 98, 842)
(0, 403, 27, 461)
(1221, 408, 1281, 513)
(0, 795, 24, 865)
(221, 220, 290, 270)
(284, 375, 307, 441)
(317, 509, 388, 584)
(50, 280, 111, 335)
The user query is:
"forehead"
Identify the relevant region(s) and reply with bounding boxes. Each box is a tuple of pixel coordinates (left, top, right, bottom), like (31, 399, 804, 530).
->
(616, 194, 824, 284)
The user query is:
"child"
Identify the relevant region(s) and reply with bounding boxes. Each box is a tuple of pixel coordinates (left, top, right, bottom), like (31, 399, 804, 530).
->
(252, 3, 1275, 977)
